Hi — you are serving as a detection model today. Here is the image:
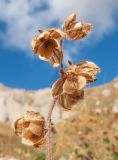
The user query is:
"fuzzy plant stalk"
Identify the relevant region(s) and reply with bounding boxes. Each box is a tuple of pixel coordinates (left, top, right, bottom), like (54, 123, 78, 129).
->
(46, 98, 57, 160)
(14, 12, 100, 160)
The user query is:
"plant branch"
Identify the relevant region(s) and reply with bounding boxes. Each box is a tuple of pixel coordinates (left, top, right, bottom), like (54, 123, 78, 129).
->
(46, 98, 57, 160)
(60, 39, 64, 69)
(46, 38, 63, 160)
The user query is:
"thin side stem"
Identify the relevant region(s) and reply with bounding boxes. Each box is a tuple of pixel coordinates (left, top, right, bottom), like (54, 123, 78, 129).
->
(46, 38, 63, 160)
(46, 98, 57, 160)
(60, 39, 64, 70)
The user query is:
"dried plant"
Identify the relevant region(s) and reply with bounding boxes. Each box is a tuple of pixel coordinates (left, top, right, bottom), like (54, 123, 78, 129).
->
(14, 111, 47, 148)
(14, 12, 100, 160)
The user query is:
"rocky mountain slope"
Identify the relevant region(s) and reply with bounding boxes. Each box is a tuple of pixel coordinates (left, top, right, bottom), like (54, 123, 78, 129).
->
(0, 85, 67, 126)
(0, 78, 118, 160)
(0, 78, 118, 126)
(53, 78, 118, 159)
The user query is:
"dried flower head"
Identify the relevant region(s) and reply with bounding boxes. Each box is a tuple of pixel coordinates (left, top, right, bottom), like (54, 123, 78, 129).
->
(14, 111, 47, 148)
(51, 71, 85, 109)
(52, 60, 100, 109)
(31, 29, 65, 67)
(52, 73, 86, 98)
(64, 12, 92, 40)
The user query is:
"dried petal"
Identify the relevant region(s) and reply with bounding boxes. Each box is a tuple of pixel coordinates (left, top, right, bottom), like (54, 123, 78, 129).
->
(58, 93, 76, 110)
(49, 49, 63, 67)
(58, 90, 84, 110)
(63, 74, 78, 94)
(33, 138, 46, 148)
(65, 13, 76, 30)
(52, 77, 66, 97)
(24, 111, 45, 123)
(66, 22, 92, 40)
(48, 28, 65, 39)
(14, 111, 46, 148)
(39, 31, 50, 40)
(78, 72, 97, 82)
(22, 129, 39, 145)
(28, 123, 43, 136)
(63, 74, 86, 94)
(77, 61, 100, 74)
(37, 39, 60, 61)
(14, 118, 25, 136)
(31, 31, 50, 53)
(76, 61, 100, 82)
(78, 76, 87, 89)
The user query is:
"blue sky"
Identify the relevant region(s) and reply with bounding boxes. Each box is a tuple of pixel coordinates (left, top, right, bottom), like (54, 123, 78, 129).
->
(0, 0, 118, 90)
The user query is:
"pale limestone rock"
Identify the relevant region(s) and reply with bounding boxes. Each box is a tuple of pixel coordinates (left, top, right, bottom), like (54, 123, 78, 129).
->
(0, 78, 118, 127)
(101, 89, 111, 97)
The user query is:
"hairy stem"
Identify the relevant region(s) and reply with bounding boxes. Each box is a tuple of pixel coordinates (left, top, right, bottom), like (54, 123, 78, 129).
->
(46, 98, 57, 160)
(46, 38, 63, 159)
(60, 39, 64, 70)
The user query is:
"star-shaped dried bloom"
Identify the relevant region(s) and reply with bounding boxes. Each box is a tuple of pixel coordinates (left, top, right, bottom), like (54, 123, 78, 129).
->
(51, 60, 100, 109)
(64, 13, 92, 40)
(14, 111, 47, 148)
(31, 29, 65, 67)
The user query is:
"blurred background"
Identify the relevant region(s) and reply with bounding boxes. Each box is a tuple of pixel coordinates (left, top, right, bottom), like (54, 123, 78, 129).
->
(0, 0, 118, 160)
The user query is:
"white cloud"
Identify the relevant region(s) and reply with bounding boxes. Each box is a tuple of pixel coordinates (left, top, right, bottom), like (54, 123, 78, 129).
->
(0, 0, 118, 54)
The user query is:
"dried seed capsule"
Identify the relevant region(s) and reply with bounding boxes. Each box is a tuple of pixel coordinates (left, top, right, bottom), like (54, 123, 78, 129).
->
(51, 60, 100, 98)
(48, 28, 66, 39)
(52, 77, 66, 97)
(64, 12, 76, 30)
(14, 111, 47, 148)
(31, 29, 65, 67)
(64, 13, 92, 40)
(66, 22, 92, 40)
(49, 49, 63, 67)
